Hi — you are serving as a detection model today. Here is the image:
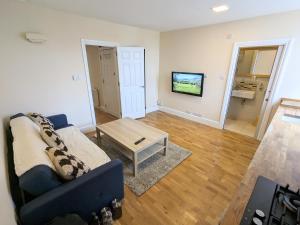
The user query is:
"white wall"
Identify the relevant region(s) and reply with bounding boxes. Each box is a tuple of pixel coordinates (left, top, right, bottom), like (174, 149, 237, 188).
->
(159, 10, 300, 123)
(0, 0, 159, 222)
(0, 0, 159, 128)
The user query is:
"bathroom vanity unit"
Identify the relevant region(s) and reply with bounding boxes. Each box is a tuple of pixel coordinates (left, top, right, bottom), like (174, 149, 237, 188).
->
(231, 80, 257, 100)
(232, 89, 256, 100)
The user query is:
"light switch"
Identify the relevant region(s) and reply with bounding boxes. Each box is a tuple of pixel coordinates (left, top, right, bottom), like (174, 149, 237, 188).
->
(72, 74, 80, 81)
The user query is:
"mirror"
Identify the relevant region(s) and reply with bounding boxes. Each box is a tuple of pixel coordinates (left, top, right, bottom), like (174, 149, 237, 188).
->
(236, 47, 278, 78)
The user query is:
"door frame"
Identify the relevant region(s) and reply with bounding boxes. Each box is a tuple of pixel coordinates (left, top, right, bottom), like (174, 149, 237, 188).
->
(81, 39, 119, 127)
(219, 38, 294, 140)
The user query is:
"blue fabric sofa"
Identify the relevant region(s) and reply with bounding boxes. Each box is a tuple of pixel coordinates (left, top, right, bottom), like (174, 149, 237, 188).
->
(7, 114, 124, 225)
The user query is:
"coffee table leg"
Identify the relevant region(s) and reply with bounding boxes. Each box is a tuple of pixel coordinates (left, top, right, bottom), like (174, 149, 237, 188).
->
(96, 128, 102, 146)
(163, 136, 168, 156)
(133, 152, 138, 177)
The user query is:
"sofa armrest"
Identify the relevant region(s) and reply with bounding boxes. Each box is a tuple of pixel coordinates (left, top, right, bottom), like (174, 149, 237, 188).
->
(47, 114, 72, 130)
(19, 165, 62, 197)
(20, 160, 124, 225)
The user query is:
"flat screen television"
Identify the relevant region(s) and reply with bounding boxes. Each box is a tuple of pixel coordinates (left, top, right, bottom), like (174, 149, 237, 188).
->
(172, 72, 204, 97)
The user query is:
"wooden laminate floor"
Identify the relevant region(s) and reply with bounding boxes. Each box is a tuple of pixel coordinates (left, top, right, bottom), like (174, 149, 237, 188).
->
(95, 111, 259, 225)
(95, 108, 118, 124)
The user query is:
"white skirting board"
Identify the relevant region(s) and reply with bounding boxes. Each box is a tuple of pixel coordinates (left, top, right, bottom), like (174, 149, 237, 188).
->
(80, 105, 221, 133)
(146, 105, 159, 113)
(158, 106, 221, 129)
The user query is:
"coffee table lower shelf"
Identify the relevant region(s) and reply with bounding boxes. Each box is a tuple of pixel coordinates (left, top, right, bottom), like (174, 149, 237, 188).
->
(137, 143, 166, 164)
(98, 133, 168, 177)
(133, 141, 168, 176)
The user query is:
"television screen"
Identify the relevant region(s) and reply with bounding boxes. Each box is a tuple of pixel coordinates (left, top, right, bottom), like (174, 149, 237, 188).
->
(172, 72, 204, 97)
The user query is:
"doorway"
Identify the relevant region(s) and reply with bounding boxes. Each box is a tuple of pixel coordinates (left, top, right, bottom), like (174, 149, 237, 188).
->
(86, 45, 121, 124)
(81, 39, 146, 126)
(224, 46, 279, 138)
(220, 38, 293, 140)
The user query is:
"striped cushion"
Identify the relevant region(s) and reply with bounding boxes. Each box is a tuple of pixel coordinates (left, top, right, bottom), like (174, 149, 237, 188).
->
(46, 147, 90, 180)
(28, 112, 54, 128)
(40, 125, 68, 151)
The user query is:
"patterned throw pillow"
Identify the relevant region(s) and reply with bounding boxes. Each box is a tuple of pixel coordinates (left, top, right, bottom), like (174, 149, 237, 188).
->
(28, 113, 54, 128)
(40, 125, 68, 151)
(46, 147, 91, 180)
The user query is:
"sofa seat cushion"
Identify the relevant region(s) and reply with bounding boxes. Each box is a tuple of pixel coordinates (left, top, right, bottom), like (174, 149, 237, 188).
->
(56, 126, 111, 170)
(10, 116, 56, 176)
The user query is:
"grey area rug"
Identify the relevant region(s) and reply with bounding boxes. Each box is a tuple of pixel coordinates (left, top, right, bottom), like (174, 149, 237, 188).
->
(90, 137, 192, 196)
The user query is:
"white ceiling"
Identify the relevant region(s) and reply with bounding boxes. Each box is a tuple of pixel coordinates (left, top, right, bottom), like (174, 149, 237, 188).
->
(26, 0, 300, 31)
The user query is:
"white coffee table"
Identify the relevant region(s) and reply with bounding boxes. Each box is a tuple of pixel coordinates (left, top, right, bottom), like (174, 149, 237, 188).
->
(96, 118, 168, 176)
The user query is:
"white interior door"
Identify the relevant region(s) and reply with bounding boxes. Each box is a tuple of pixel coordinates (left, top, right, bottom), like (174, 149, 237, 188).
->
(100, 47, 121, 117)
(256, 46, 283, 139)
(117, 47, 145, 119)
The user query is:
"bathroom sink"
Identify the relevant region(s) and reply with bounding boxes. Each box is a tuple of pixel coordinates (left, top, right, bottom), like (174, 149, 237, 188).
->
(281, 114, 300, 124)
(231, 89, 256, 99)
